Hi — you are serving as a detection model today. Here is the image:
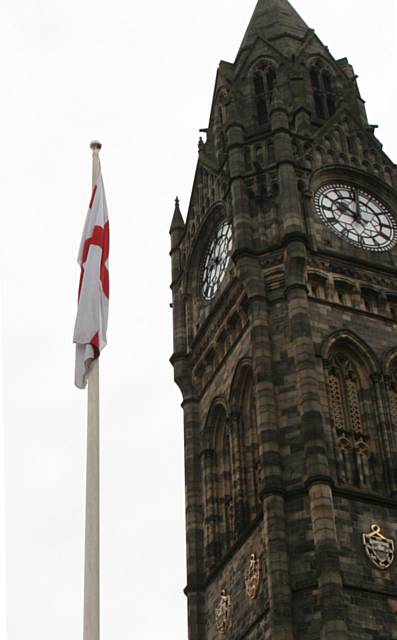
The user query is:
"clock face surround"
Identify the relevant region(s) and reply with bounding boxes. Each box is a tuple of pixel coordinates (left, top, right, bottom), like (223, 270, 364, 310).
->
(314, 183, 397, 252)
(201, 220, 233, 301)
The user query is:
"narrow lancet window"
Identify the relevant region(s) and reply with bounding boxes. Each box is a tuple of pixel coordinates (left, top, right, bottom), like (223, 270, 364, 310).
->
(253, 64, 277, 126)
(311, 66, 325, 119)
(310, 63, 337, 120)
(202, 404, 235, 569)
(323, 71, 336, 116)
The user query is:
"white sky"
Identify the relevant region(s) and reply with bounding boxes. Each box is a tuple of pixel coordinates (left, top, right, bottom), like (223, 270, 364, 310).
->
(0, 1, 396, 639)
(0, 289, 6, 638)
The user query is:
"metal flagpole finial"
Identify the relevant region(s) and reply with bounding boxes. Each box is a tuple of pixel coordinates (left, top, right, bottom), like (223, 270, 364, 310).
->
(90, 141, 102, 188)
(90, 140, 102, 152)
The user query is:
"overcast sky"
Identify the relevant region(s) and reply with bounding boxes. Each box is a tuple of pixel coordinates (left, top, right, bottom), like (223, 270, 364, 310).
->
(0, 1, 396, 639)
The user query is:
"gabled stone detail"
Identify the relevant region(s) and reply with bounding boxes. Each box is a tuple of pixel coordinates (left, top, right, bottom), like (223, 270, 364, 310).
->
(297, 112, 397, 186)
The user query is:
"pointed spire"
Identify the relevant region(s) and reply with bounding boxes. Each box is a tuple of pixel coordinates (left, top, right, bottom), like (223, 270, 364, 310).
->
(238, 0, 309, 55)
(169, 197, 185, 249)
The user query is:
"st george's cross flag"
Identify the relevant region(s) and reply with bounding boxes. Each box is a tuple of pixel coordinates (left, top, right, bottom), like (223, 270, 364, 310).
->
(73, 172, 109, 389)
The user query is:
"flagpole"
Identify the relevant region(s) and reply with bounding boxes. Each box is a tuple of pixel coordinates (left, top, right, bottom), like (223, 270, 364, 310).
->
(83, 140, 102, 640)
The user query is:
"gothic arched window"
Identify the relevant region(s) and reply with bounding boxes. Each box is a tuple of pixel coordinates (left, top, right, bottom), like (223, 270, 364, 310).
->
(310, 66, 324, 119)
(326, 352, 373, 488)
(253, 63, 277, 126)
(201, 404, 235, 569)
(214, 417, 234, 551)
(230, 363, 262, 530)
(323, 70, 336, 116)
(310, 63, 337, 120)
(240, 371, 261, 519)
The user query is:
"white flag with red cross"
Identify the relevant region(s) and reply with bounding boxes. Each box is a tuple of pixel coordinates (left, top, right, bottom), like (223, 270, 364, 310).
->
(73, 172, 109, 389)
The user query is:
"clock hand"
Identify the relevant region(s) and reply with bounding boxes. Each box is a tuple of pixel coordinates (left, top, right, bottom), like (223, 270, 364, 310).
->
(354, 188, 362, 221)
(337, 198, 364, 224)
(338, 201, 357, 217)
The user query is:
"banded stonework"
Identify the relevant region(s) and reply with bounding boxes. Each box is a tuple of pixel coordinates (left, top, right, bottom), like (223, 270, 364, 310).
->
(170, 1, 397, 638)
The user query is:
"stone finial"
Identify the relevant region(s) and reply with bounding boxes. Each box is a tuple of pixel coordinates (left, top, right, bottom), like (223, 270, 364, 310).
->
(169, 196, 185, 249)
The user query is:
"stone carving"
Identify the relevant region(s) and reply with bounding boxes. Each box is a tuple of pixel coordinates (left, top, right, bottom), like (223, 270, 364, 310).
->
(215, 590, 232, 634)
(245, 553, 262, 600)
(362, 524, 395, 570)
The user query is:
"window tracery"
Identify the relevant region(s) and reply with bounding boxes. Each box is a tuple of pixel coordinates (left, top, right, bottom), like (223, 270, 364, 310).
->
(344, 361, 364, 434)
(326, 352, 372, 488)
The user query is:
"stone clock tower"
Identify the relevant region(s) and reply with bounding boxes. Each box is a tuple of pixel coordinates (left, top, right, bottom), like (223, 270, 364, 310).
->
(169, 1, 397, 638)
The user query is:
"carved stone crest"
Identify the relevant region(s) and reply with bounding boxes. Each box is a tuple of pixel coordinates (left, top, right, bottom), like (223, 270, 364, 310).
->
(245, 553, 261, 600)
(362, 524, 395, 570)
(215, 590, 232, 634)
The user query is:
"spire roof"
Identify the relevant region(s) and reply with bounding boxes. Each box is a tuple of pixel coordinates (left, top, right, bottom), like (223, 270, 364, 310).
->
(169, 197, 185, 249)
(170, 195, 184, 227)
(238, 0, 310, 54)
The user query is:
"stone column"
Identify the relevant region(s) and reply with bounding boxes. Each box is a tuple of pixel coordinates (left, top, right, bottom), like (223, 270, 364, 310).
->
(183, 396, 206, 640)
(285, 254, 348, 640)
(372, 374, 397, 495)
(225, 91, 253, 254)
(272, 100, 348, 637)
(200, 447, 218, 570)
(247, 292, 294, 640)
(226, 88, 295, 633)
(263, 494, 295, 640)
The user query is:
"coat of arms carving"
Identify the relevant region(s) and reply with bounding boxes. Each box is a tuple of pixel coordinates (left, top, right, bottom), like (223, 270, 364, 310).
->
(362, 524, 395, 570)
(215, 590, 232, 634)
(245, 553, 261, 599)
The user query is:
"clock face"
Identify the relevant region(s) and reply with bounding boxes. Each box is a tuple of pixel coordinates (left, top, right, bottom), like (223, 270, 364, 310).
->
(201, 220, 233, 301)
(314, 183, 397, 252)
